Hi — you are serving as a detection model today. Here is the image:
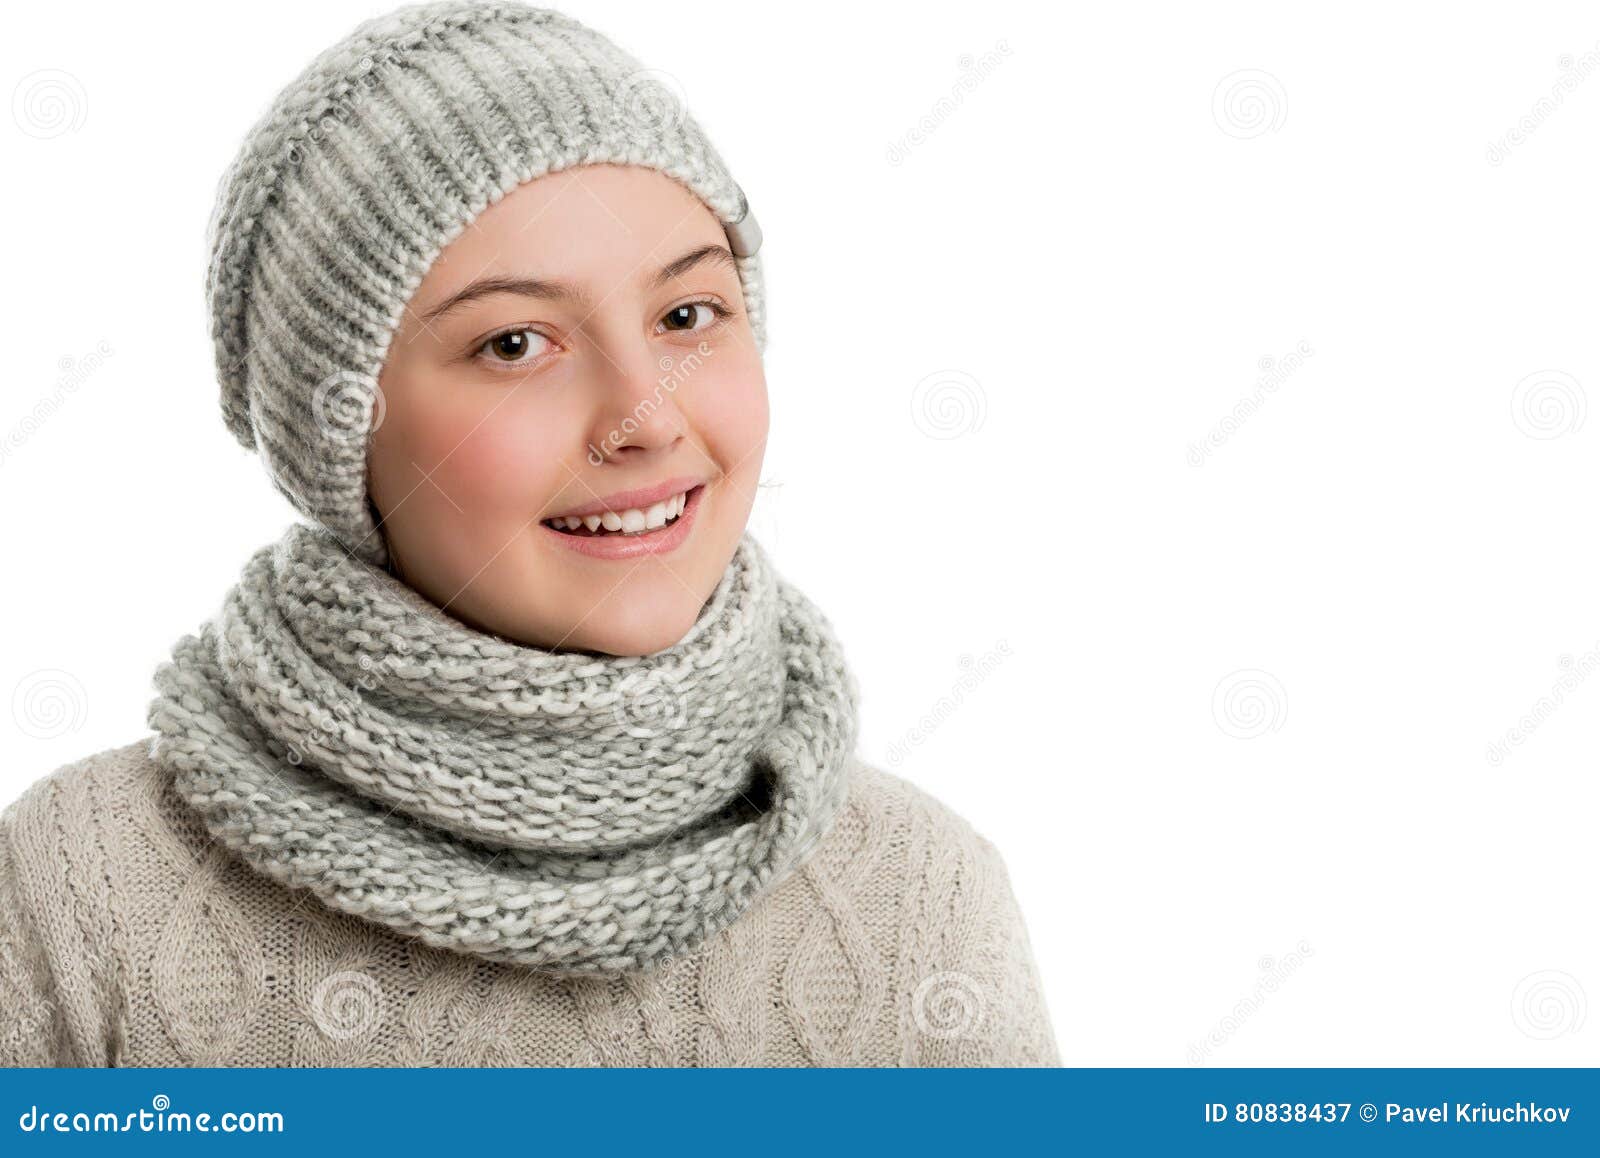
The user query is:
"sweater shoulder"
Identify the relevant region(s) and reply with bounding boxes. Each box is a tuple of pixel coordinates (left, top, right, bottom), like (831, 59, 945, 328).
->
(1, 737, 180, 873)
(0, 737, 165, 1066)
(3, 734, 215, 930)
(3, 737, 161, 829)
(802, 756, 1020, 973)
(827, 756, 1018, 934)
(823, 758, 1060, 1066)
(841, 757, 1000, 861)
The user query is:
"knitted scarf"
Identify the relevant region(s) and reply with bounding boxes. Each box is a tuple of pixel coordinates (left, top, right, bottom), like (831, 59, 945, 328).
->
(146, 524, 859, 974)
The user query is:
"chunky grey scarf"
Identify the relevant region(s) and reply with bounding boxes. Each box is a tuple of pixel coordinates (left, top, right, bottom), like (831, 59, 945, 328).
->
(146, 525, 858, 974)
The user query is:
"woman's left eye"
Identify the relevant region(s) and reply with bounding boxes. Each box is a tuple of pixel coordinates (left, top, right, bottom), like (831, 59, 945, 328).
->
(658, 301, 730, 334)
(478, 328, 552, 365)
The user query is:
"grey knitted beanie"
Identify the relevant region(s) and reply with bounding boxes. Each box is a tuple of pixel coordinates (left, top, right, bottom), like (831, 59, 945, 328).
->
(206, 0, 766, 569)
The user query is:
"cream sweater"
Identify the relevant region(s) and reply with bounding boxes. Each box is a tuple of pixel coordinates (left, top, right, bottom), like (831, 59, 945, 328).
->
(0, 739, 1059, 1067)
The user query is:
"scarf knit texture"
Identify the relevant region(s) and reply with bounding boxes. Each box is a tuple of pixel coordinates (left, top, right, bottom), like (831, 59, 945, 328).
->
(144, 526, 856, 975)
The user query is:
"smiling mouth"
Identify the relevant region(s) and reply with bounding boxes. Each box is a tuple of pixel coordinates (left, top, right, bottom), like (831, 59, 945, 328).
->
(542, 485, 702, 537)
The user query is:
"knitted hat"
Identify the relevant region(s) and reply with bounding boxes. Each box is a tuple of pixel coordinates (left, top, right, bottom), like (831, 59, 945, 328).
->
(206, 0, 766, 568)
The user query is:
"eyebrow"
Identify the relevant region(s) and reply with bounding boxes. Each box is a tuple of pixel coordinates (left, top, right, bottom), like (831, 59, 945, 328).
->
(419, 244, 739, 324)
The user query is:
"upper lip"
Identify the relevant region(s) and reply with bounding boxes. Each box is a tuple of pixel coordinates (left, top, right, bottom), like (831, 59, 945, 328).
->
(544, 476, 705, 520)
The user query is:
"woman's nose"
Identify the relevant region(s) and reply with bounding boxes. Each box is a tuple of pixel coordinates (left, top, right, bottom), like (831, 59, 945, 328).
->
(584, 348, 688, 461)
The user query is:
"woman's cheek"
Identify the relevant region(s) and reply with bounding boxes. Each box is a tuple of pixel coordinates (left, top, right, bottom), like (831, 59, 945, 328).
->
(417, 388, 565, 514)
(707, 365, 769, 466)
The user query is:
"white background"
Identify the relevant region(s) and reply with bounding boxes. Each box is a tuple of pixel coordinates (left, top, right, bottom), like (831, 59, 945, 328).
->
(3, 1, 1598, 1065)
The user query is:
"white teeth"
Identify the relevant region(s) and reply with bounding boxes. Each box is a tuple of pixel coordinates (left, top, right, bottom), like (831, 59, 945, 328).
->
(546, 489, 692, 535)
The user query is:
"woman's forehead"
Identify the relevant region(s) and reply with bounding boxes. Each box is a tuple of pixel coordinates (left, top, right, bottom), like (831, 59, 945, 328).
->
(420, 164, 724, 289)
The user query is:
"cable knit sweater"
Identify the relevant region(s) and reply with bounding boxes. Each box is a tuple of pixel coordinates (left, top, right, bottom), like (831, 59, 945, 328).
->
(0, 738, 1059, 1067)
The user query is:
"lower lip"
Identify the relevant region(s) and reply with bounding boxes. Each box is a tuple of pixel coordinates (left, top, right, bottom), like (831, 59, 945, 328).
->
(540, 485, 707, 560)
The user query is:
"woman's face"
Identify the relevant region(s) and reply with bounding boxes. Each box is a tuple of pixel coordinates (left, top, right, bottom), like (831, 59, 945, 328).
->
(369, 163, 768, 656)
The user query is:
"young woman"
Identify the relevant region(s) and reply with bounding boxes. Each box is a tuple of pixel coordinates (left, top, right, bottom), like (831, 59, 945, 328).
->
(0, 0, 1058, 1067)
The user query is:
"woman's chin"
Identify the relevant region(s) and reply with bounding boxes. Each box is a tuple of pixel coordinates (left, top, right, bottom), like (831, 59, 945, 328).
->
(557, 621, 683, 658)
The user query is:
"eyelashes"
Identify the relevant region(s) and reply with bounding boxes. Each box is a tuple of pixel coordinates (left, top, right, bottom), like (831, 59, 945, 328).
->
(658, 299, 735, 334)
(479, 327, 551, 365)
(472, 297, 738, 370)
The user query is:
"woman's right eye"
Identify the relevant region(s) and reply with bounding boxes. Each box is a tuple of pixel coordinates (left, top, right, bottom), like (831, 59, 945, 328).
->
(479, 328, 552, 366)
